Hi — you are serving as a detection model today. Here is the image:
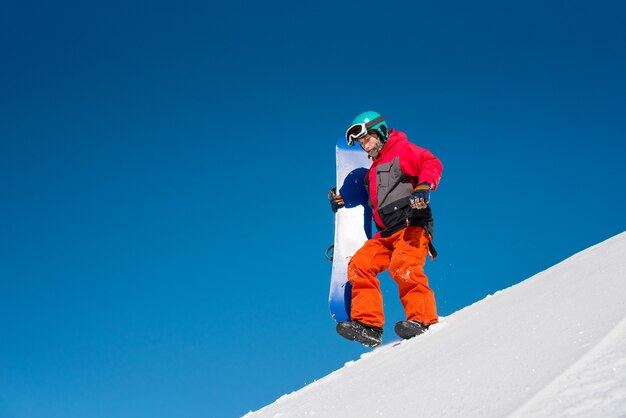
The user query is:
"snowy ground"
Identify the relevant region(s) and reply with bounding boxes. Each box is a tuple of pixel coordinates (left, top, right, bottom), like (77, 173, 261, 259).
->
(245, 231, 626, 418)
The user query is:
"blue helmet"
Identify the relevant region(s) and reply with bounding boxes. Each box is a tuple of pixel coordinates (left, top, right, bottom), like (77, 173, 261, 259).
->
(345, 111, 389, 146)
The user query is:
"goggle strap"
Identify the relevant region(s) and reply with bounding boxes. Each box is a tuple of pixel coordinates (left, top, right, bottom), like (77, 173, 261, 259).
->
(364, 115, 385, 129)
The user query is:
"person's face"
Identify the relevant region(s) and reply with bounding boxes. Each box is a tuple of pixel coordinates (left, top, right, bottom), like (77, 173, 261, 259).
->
(357, 132, 383, 158)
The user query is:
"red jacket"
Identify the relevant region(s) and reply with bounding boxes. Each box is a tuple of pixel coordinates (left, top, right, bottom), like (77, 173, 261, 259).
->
(365, 129, 443, 238)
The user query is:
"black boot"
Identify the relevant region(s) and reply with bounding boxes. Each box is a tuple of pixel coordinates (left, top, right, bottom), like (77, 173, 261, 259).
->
(336, 321, 383, 347)
(394, 320, 429, 339)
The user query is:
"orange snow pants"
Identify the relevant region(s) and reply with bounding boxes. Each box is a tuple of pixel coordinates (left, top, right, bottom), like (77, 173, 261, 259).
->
(347, 226, 438, 328)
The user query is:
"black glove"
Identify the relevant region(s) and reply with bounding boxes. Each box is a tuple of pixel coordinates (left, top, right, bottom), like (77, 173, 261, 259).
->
(328, 187, 345, 213)
(410, 183, 431, 209)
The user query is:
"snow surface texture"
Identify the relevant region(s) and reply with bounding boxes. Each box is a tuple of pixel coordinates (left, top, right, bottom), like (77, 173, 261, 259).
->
(246, 231, 626, 418)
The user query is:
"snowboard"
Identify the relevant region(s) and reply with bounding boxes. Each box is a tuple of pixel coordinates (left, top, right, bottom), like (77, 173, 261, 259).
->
(328, 137, 373, 323)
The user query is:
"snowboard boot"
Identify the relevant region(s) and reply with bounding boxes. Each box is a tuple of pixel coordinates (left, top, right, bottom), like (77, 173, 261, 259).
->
(394, 320, 429, 339)
(336, 321, 383, 347)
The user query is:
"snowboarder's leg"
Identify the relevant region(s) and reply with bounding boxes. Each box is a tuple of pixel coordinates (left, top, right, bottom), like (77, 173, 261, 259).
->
(389, 227, 438, 327)
(347, 238, 392, 329)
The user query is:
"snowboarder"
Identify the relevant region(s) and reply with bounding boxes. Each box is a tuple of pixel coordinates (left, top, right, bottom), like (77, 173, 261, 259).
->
(329, 111, 443, 347)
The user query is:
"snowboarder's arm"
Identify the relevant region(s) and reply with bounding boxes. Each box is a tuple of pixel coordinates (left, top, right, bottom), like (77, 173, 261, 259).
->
(401, 144, 443, 191)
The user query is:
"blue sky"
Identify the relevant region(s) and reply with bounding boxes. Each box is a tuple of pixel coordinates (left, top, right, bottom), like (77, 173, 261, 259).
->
(1, 1, 625, 417)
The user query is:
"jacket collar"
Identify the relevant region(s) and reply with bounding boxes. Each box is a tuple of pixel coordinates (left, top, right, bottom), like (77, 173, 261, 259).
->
(375, 129, 407, 160)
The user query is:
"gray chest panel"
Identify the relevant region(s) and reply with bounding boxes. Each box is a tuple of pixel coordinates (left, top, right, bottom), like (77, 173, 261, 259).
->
(375, 157, 413, 209)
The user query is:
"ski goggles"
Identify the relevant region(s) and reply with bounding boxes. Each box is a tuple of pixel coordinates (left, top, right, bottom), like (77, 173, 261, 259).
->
(345, 115, 385, 146)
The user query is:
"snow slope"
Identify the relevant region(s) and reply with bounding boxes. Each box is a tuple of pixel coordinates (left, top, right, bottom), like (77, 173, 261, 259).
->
(246, 231, 626, 418)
